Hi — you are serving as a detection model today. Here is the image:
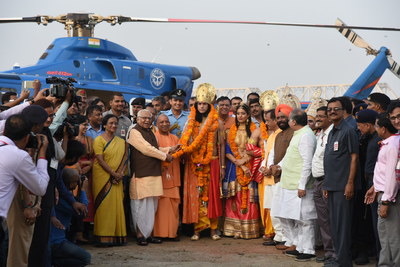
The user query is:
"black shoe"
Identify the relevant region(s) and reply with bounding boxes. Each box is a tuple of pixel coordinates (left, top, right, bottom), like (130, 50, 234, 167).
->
(316, 255, 334, 263)
(147, 237, 163, 244)
(295, 253, 316, 262)
(136, 237, 148, 246)
(262, 240, 277, 246)
(354, 256, 369, 265)
(285, 249, 300, 257)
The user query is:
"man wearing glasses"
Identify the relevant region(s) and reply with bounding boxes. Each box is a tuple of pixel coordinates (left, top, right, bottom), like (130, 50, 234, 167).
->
(323, 97, 359, 267)
(311, 106, 335, 264)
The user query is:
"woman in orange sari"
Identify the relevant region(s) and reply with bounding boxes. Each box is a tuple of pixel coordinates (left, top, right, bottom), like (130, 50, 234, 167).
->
(92, 114, 128, 246)
(223, 103, 263, 239)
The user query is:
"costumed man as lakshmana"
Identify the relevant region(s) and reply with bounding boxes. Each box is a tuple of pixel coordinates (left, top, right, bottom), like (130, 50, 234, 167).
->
(172, 83, 225, 241)
(223, 103, 265, 239)
(153, 114, 181, 240)
(127, 109, 177, 246)
(257, 90, 280, 243)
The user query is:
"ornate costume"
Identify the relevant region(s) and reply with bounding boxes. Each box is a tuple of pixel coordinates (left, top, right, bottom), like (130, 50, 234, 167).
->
(173, 83, 222, 235)
(223, 122, 263, 239)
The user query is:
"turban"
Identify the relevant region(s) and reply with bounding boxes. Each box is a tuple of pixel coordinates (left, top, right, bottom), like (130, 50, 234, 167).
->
(275, 104, 293, 118)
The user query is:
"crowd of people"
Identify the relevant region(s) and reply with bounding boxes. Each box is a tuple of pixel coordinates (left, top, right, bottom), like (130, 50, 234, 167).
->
(0, 79, 399, 267)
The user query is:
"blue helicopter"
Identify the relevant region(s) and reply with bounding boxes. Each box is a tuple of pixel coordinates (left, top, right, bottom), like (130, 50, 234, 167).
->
(0, 13, 201, 103)
(0, 14, 398, 103)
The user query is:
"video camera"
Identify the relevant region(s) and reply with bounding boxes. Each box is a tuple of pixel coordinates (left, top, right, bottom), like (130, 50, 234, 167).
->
(45, 77, 79, 102)
(53, 114, 86, 141)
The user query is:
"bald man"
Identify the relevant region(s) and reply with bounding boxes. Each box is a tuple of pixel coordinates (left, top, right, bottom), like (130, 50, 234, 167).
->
(153, 114, 181, 240)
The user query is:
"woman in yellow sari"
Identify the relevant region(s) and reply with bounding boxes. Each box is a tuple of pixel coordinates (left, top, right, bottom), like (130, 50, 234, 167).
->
(92, 114, 128, 246)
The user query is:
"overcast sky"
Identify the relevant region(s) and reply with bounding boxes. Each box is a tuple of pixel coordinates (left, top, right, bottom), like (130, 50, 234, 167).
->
(1, 0, 399, 97)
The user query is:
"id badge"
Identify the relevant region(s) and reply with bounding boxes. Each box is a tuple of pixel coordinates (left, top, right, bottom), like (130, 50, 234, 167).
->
(121, 129, 126, 137)
(50, 158, 58, 169)
(333, 141, 339, 151)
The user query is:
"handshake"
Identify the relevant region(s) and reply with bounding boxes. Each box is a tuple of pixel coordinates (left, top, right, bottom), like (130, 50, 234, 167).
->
(259, 165, 281, 177)
(165, 144, 182, 162)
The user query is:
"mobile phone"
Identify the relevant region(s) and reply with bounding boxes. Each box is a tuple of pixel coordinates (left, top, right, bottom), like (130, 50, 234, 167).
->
(23, 81, 35, 89)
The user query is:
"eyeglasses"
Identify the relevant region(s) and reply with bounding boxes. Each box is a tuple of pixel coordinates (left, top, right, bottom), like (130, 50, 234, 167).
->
(138, 116, 152, 121)
(389, 114, 400, 121)
(327, 107, 344, 112)
(315, 115, 327, 119)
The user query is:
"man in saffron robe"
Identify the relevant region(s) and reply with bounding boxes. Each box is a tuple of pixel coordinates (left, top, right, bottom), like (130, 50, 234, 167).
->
(153, 114, 181, 239)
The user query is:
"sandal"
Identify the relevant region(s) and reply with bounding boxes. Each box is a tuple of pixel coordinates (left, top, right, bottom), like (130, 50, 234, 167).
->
(233, 233, 241, 239)
(211, 234, 221, 241)
(191, 233, 200, 241)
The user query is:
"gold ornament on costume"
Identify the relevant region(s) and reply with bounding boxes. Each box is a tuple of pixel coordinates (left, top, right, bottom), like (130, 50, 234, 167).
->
(195, 83, 216, 104)
(305, 88, 327, 118)
(260, 90, 280, 111)
(280, 85, 301, 109)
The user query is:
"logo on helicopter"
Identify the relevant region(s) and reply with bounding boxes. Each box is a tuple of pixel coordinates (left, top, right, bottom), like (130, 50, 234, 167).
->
(150, 68, 165, 90)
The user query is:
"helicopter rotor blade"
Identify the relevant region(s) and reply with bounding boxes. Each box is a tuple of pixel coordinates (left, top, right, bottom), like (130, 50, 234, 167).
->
(0, 17, 43, 23)
(387, 56, 400, 79)
(335, 18, 378, 55)
(115, 16, 400, 32)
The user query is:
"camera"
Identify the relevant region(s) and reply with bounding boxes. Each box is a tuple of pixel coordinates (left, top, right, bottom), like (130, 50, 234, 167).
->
(25, 133, 44, 149)
(53, 114, 86, 140)
(26, 132, 38, 149)
(45, 77, 77, 99)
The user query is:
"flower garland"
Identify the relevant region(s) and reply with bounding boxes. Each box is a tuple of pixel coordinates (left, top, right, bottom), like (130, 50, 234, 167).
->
(259, 122, 269, 158)
(172, 105, 219, 203)
(227, 122, 257, 211)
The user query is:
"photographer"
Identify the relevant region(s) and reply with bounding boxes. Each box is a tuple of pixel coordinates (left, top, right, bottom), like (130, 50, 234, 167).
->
(0, 114, 50, 217)
(7, 105, 50, 267)
(0, 114, 49, 264)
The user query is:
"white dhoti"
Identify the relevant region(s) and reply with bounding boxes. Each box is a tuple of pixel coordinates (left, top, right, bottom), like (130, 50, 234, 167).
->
(269, 183, 285, 242)
(274, 187, 317, 254)
(131, 197, 159, 238)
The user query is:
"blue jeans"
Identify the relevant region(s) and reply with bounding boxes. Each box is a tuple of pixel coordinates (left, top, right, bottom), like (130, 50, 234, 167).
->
(51, 240, 91, 267)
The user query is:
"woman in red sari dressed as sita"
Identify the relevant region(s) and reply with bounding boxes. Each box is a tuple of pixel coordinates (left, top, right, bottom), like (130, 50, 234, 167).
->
(223, 103, 264, 239)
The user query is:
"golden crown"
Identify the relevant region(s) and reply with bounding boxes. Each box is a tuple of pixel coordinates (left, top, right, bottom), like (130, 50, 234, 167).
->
(195, 83, 216, 104)
(260, 90, 280, 110)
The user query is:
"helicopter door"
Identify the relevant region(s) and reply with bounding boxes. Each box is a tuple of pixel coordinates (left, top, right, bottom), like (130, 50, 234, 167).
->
(121, 65, 134, 85)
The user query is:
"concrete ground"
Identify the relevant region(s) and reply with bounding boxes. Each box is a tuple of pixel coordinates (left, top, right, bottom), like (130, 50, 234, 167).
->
(84, 236, 377, 266)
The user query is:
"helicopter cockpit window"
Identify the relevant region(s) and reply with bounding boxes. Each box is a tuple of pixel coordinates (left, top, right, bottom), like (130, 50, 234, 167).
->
(39, 53, 48, 60)
(95, 60, 117, 80)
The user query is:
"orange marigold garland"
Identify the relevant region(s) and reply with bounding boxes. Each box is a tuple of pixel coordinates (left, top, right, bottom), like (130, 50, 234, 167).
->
(227, 122, 257, 211)
(259, 122, 269, 158)
(172, 105, 219, 203)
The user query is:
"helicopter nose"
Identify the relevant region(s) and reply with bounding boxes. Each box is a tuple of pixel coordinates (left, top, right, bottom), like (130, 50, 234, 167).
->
(191, 67, 201, 80)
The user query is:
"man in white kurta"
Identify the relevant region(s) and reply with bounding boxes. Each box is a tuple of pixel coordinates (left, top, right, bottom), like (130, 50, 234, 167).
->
(127, 110, 173, 246)
(271, 109, 317, 261)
